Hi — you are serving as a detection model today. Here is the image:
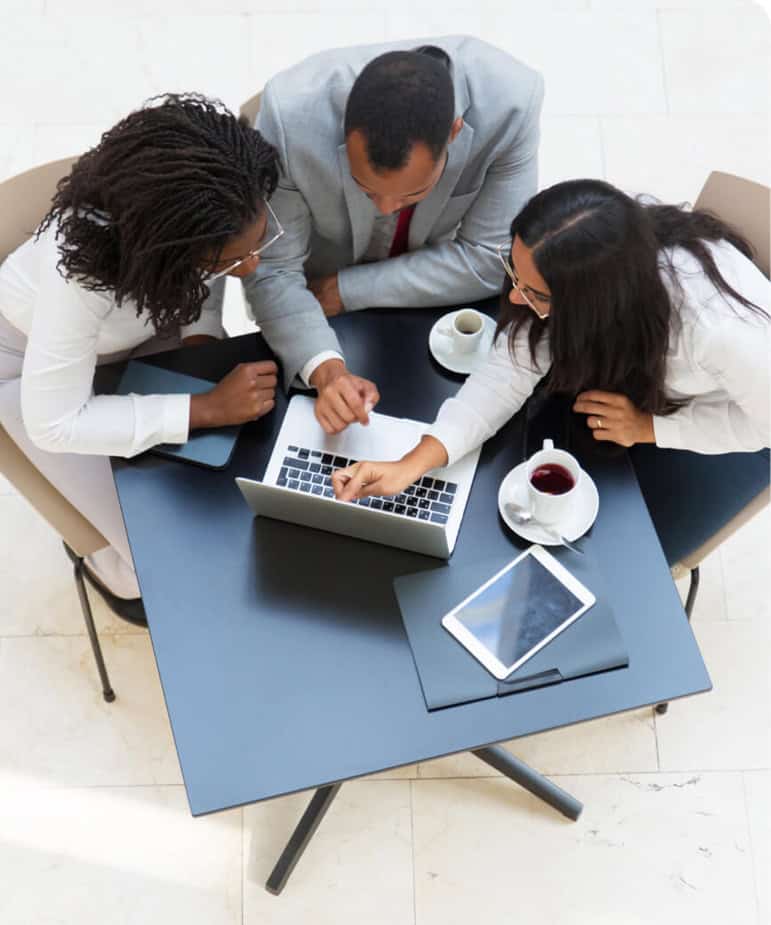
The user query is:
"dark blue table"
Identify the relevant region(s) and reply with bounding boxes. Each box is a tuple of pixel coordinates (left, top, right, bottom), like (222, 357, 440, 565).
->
(111, 303, 711, 893)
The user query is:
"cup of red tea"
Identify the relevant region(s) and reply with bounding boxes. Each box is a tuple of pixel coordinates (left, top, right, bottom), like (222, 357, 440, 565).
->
(526, 439, 580, 524)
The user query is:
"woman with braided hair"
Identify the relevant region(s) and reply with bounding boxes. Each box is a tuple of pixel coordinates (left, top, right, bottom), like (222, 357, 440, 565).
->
(0, 94, 281, 622)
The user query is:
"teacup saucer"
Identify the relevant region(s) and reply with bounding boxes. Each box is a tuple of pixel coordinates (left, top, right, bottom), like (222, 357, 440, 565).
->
(497, 461, 600, 544)
(428, 310, 496, 375)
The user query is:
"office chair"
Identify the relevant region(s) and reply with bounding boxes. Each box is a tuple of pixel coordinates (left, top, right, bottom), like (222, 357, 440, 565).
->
(0, 156, 119, 703)
(632, 172, 771, 715)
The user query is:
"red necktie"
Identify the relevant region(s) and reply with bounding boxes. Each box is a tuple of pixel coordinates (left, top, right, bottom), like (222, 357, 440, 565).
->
(389, 205, 416, 258)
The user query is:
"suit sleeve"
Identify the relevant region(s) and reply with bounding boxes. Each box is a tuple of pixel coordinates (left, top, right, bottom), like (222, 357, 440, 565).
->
(338, 72, 544, 311)
(242, 82, 343, 390)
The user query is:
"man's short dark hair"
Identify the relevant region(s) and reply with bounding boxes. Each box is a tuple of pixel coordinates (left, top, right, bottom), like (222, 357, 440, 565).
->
(344, 47, 454, 172)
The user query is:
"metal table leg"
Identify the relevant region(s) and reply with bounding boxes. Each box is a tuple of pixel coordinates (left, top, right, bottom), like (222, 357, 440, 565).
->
(472, 745, 583, 820)
(265, 782, 342, 895)
(73, 557, 115, 703)
(265, 748, 581, 895)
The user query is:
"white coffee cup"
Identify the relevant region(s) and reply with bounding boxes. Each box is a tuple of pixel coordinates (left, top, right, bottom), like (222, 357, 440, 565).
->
(526, 439, 581, 525)
(438, 309, 484, 354)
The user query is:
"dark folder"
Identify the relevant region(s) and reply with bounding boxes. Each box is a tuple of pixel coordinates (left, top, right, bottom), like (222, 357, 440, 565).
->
(394, 548, 629, 712)
(116, 360, 240, 469)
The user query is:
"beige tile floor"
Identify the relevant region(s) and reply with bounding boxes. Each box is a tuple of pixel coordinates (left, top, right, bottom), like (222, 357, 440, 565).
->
(1, 2, 769, 922)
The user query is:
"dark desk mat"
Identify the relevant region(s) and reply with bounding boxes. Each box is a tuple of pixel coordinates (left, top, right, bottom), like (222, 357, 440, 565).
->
(394, 548, 629, 711)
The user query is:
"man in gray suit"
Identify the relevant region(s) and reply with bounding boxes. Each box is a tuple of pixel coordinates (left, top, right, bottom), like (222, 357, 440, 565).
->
(243, 36, 544, 434)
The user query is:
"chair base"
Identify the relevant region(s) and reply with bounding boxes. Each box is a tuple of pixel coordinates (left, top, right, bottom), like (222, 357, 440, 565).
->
(655, 566, 700, 716)
(65, 544, 116, 703)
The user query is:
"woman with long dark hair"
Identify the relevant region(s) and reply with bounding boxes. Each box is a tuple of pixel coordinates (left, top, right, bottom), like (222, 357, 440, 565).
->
(0, 94, 281, 620)
(332, 179, 769, 511)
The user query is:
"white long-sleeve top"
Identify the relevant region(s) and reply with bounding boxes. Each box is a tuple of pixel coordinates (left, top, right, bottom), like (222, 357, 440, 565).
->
(0, 222, 224, 457)
(427, 240, 771, 464)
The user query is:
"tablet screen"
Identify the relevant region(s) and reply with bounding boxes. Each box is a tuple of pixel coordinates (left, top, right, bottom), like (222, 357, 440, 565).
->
(453, 553, 584, 670)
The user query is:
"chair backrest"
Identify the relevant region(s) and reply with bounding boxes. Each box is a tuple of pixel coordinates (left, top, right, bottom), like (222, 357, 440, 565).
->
(674, 172, 770, 572)
(694, 171, 770, 278)
(0, 155, 107, 558)
(0, 156, 79, 262)
(239, 91, 263, 127)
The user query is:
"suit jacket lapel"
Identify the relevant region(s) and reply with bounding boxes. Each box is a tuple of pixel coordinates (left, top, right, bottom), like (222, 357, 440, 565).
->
(338, 142, 375, 264)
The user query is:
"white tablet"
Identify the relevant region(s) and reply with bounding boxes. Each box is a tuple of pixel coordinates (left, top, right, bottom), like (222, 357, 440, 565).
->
(441, 545, 596, 680)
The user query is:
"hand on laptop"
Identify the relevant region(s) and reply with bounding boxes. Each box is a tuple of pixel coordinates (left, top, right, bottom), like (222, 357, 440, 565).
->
(189, 361, 278, 429)
(310, 359, 380, 434)
(332, 436, 449, 501)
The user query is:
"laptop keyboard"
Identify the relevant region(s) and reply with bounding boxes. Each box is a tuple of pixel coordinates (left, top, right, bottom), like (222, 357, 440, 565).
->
(277, 445, 458, 526)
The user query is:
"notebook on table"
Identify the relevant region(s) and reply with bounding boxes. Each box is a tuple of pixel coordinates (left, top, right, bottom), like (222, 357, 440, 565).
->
(116, 360, 241, 469)
(393, 548, 629, 711)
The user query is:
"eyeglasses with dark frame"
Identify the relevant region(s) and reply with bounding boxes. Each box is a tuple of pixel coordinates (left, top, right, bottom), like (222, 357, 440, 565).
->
(207, 200, 284, 281)
(496, 242, 551, 320)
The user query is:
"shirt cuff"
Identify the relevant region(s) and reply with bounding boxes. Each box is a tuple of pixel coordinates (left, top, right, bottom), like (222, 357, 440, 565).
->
(299, 350, 344, 388)
(424, 421, 466, 468)
(651, 413, 682, 449)
(162, 393, 191, 445)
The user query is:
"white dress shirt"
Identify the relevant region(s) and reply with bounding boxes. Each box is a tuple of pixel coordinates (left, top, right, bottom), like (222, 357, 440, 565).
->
(0, 222, 224, 457)
(427, 241, 771, 464)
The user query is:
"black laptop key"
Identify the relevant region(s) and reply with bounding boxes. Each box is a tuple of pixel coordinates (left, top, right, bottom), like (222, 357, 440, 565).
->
(382, 501, 394, 512)
(431, 501, 451, 516)
(406, 496, 418, 507)
(421, 477, 433, 489)
(321, 453, 333, 464)
(430, 512, 448, 525)
(333, 456, 348, 468)
(288, 445, 298, 452)
(427, 489, 439, 501)
(279, 466, 288, 480)
(284, 457, 309, 470)
(288, 468, 300, 479)
(288, 480, 299, 490)
(444, 482, 458, 494)
(418, 499, 430, 510)
(432, 479, 445, 492)
(309, 462, 321, 473)
(418, 509, 430, 521)
(312, 474, 324, 485)
(415, 487, 427, 498)
(311, 485, 323, 495)
(300, 471, 312, 482)
(300, 482, 312, 493)
(321, 465, 332, 476)
(395, 494, 409, 505)
(439, 492, 454, 505)
(406, 507, 418, 518)
(298, 449, 310, 460)
(394, 504, 406, 515)
(370, 499, 383, 510)
(404, 485, 416, 496)
(359, 497, 371, 507)
(323, 488, 334, 498)
(277, 477, 287, 487)
(311, 450, 322, 458)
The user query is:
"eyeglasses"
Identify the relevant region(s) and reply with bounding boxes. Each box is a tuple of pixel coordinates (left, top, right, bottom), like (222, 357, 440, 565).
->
(207, 200, 284, 281)
(496, 242, 550, 320)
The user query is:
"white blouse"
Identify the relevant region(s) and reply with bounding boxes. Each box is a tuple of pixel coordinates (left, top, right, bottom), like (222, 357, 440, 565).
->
(0, 222, 223, 457)
(427, 240, 771, 463)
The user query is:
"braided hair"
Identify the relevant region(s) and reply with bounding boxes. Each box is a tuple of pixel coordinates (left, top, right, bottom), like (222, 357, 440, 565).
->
(38, 93, 278, 335)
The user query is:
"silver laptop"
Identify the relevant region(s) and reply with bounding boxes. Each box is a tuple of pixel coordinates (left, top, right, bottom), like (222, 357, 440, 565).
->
(236, 395, 481, 558)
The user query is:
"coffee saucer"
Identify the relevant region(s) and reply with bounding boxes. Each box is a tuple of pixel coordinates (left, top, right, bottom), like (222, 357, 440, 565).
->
(428, 310, 496, 376)
(497, 461, 600, 545)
